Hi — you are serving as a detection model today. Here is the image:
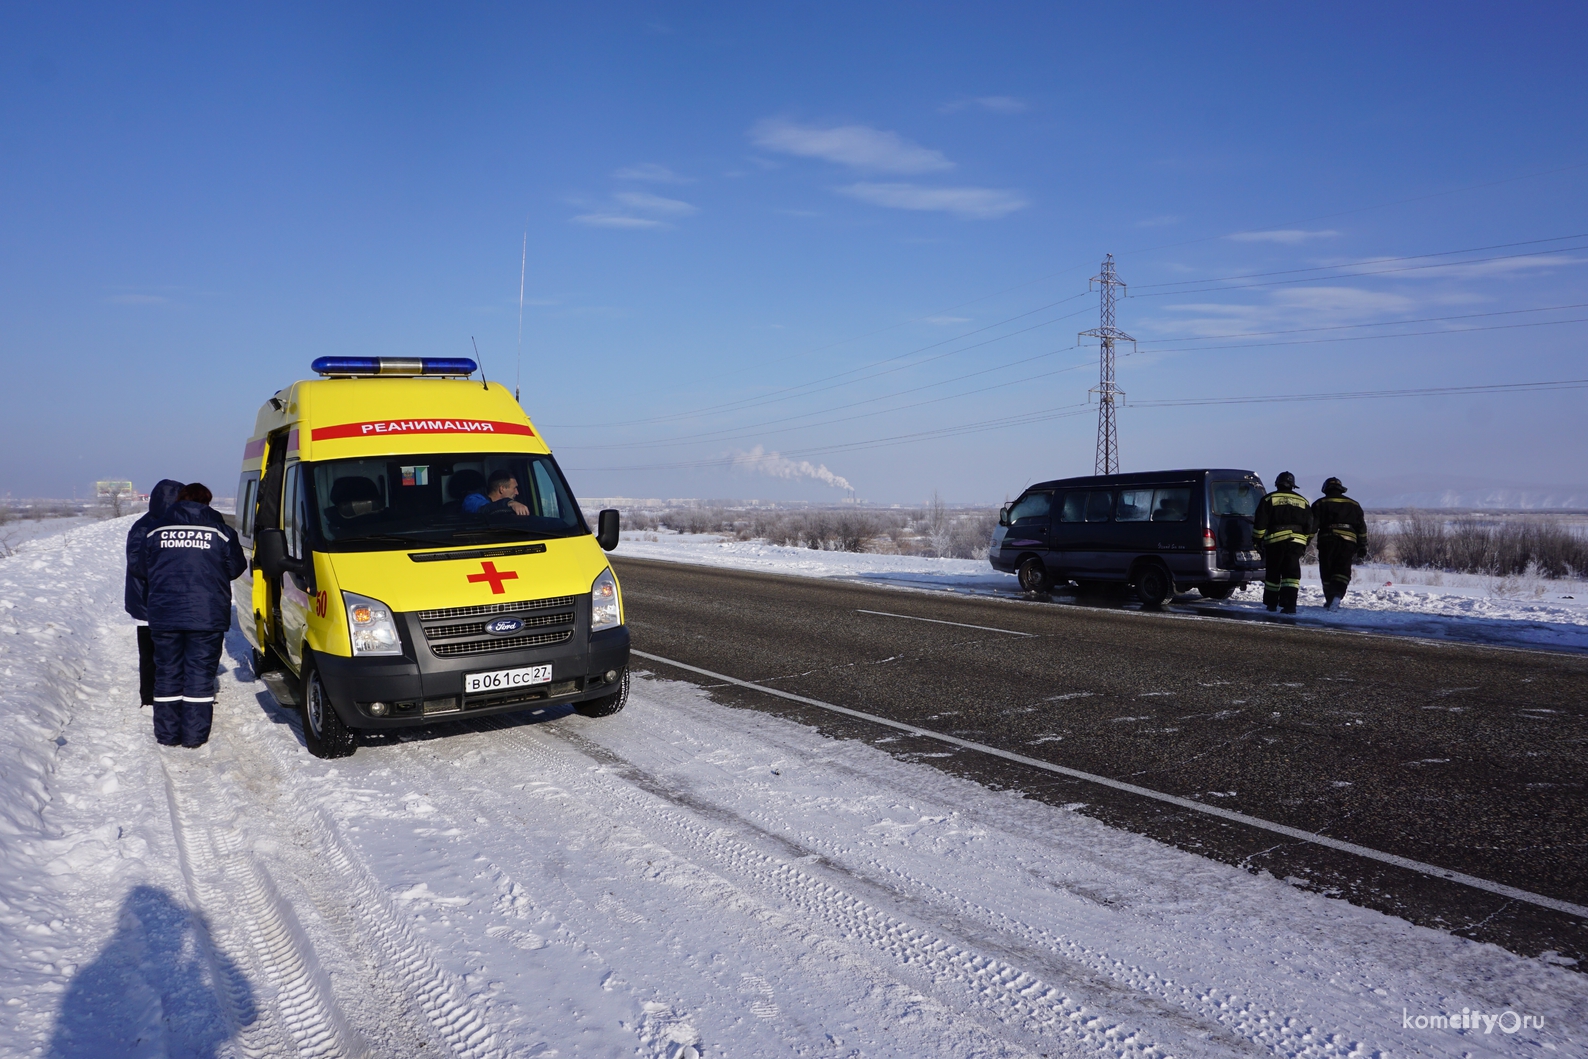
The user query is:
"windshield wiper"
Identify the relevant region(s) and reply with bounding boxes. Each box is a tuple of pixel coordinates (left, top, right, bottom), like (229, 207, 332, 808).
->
(335, 533, 451, 548)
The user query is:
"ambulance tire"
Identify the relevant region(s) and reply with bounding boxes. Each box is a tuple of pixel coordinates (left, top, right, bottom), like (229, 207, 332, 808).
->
(301, 664, 357, 759)
(575, 666, 629, 718)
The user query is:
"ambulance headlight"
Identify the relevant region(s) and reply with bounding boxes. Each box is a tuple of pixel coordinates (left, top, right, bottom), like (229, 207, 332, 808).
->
(590, 568, 621, 632)
(343, 591, 403, 656)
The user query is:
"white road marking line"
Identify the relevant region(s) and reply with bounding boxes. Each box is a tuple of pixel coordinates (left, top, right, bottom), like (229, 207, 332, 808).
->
(633, 649, 1588, 921)
(855, 610, 1036, 637)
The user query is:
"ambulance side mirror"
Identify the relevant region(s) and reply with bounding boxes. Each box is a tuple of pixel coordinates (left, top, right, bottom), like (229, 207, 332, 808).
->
(254, 527, 308, 578)
(596, 509, 620, 552)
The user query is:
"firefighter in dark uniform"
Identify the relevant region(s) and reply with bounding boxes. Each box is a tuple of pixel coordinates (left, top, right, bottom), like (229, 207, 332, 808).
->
(1312, 477, 1367, 609)
(1252, 471, 1313, 613)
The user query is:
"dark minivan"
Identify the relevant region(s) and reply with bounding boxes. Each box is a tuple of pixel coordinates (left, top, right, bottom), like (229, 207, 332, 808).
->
(989, 469, 1267, 605)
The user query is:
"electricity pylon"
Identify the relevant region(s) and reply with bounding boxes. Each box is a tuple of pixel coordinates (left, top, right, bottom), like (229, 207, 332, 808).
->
(1079, 254, 1134, 475)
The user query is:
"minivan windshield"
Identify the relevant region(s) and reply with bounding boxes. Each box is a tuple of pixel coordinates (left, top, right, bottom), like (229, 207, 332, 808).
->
(1211, 480, 1263, 518)
(309, 452, 586, 549)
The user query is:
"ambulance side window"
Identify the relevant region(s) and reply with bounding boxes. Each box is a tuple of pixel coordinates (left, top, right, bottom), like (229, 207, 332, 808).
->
(237, 474, 259, 539)
(531, 462, 561, 519)
(283, 465, 303, 559)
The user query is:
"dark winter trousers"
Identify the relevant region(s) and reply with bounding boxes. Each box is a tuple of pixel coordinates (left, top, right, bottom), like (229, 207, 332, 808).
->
(150, 630, 226, 747)
(1318, 537, 1357, 602)
(1262, 543, 1305, 612)
(137, 625, 156, 705)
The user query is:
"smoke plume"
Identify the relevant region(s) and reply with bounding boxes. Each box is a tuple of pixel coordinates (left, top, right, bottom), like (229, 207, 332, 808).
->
(730, 446, 853, 493)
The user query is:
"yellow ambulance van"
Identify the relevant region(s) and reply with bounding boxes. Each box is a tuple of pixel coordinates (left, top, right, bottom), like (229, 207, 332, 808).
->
(234, 356, 628, 758)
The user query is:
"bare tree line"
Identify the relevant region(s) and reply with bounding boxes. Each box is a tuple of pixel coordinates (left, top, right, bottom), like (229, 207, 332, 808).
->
(620, 496, 999, 558)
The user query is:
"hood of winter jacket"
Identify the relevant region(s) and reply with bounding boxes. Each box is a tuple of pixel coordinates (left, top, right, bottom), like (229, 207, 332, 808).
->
(148, 479, 183, 521)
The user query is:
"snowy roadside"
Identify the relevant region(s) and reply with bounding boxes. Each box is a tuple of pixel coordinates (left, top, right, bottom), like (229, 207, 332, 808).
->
(3, 518, 1585, 1057)
(612, 532, 1588, 654)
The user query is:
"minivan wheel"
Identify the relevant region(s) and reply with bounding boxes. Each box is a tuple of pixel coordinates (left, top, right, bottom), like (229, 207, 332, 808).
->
(302, 665, 357, 759)
(1200, 583, 1234, 600)
(1135, 565, 1173, 608)
(575, 667, 629, 718)
(1017, 558, 1049, 593)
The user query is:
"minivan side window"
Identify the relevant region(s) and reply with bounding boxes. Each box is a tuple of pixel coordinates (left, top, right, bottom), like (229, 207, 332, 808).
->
(1150, 487, 1191, 522)
(1058, 492, 1085, 523)
(1116, 488, 1152, 522)
(1084, 491, 1113, 522)
(1008, 491, 1051, 523)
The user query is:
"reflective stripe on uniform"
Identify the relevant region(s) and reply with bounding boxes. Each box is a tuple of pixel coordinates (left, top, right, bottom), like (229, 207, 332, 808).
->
(1281, 578, 1301, 588)
(1264, 581, 1281, 590)
(1269, 493, 1309, 508)
(1323, 528, 1358, 542)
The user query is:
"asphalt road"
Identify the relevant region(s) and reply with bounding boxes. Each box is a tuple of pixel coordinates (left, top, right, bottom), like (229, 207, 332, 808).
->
(613, 556, 1588, 963)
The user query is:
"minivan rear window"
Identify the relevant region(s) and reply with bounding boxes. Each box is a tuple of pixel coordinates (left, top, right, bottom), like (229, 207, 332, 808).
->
(1212, 481, 1262, 518)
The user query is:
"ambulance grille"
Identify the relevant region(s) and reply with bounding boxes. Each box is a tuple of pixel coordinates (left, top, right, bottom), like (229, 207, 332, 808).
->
(424, 611, 574, 639)
(430, 630, 572, 657)
(416, 596, 576, 622)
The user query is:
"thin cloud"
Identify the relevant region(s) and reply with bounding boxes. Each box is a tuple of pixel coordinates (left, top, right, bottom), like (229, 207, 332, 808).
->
(613, 162, 692, 183)
(570, 213, 668, 230)
(750, 118, 952, 173)
(941, 96, 1028, 114)
(840, 182, 1027, 219)
(614, 191, 698, 215)
(1225, 229, 1341, 244)
(1413, 253, 1588, 280)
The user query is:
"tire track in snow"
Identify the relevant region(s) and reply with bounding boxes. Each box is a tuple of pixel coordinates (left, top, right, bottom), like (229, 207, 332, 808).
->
(162, 756, 367, 1058)
(304, 809, 504, 1059)
(210, 671, 506, 1058)
(471, 714, 1198, 1059)
(587, 695, 1368, 1059)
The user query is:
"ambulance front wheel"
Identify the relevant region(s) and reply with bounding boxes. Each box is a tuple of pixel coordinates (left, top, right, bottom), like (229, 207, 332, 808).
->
(302, 665, 357, 758)
(575, 666, 629, 718)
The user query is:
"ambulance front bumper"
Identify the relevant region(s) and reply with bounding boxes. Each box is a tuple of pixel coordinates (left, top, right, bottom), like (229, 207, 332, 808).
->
(310, 623, 631, 728)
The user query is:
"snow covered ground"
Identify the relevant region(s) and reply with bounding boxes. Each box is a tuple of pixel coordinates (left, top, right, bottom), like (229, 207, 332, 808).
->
(0, 516, 105, 555)
(3, 518, 1585, 1057)
(612, 532, 1588, 654)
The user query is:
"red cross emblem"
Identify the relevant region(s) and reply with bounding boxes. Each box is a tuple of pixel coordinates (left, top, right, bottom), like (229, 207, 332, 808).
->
(466, 560, 519, 595)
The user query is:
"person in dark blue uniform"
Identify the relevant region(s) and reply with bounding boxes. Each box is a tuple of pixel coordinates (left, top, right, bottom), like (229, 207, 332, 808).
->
(132, 483, 248, 747)
(124, 479, 183, 706)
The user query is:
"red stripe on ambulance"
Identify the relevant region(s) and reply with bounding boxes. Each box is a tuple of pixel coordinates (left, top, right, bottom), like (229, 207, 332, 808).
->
(309, 419, 535, 442)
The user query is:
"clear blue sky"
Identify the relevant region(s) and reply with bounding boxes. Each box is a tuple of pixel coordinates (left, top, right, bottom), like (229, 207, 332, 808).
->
(3, 2, 1585, 504)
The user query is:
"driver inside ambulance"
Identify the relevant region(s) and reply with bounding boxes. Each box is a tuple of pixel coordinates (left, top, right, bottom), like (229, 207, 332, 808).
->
(462, 469, 530, 517)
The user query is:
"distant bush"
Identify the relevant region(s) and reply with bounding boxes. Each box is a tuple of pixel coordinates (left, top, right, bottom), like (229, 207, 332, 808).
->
(602, 500, 999, 557)
(1377, 512, 1588, 579)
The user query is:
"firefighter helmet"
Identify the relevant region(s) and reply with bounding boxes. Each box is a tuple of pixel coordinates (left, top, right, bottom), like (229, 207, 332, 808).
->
(1275, 471, 1296, 491)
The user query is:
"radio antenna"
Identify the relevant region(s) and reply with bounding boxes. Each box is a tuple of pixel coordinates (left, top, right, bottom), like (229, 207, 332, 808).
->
(515, 228, 527, 404)
(471, 336, 488, 391)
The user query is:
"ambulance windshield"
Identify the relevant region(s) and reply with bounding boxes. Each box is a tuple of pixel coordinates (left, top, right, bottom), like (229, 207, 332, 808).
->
(309, 453, 586, 548)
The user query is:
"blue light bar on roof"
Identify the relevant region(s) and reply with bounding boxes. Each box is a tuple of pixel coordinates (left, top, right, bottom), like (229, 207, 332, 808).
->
(311, 357, 478, 377)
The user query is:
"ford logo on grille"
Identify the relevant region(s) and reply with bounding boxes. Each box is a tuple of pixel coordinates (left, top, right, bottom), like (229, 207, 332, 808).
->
(485, 617, 524, 635)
